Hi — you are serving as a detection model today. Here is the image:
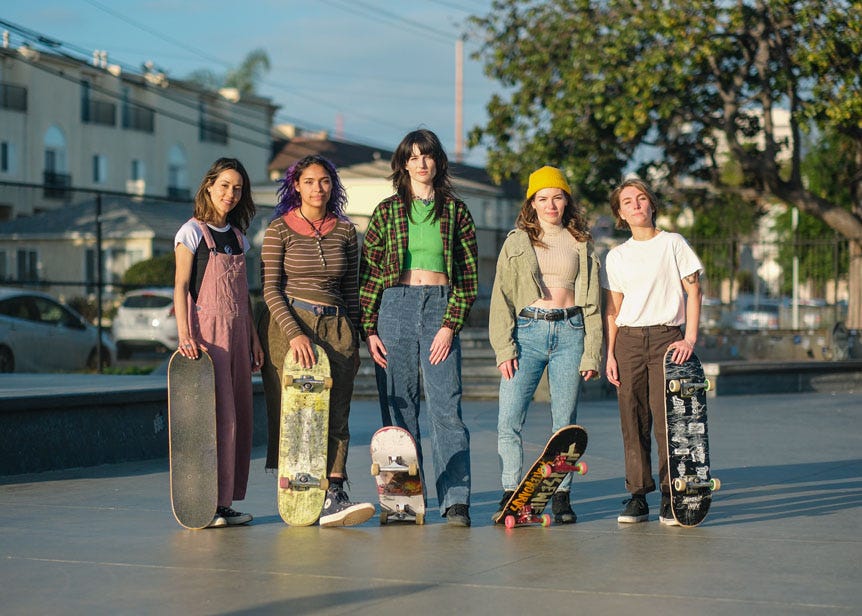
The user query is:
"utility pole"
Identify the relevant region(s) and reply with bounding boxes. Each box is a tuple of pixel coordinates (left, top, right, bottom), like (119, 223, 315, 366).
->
(454, 37, 464, 163)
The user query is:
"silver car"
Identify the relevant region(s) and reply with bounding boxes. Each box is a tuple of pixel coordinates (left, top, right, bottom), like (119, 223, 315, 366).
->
(0, 288, 117, 372)
(112, 288, 177, 357)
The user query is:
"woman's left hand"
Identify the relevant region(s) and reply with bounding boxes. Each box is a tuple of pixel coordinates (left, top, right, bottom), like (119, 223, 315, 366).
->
(429, 326, 454, 365)
(250, 337, 264, 373)
(668, 339, 695, 364)
(580, 369, 598, 382)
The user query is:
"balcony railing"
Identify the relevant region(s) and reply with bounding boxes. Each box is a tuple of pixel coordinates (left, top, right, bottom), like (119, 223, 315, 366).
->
(122, 104, 155, 133)
(81, 99, 116, 126)
(0, 83, 28, 112)
(199, 119, 228, 144)
(43, 171, 72, 200)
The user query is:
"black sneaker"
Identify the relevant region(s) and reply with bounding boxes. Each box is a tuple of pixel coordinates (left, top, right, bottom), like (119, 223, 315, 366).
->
(216, 506, 252, 526)
(319, 486, 375, 527)
(617, 495, 649, 523)
(551, 491, 577, 524)
(492, 490, 515, 521)
(445, 503, 471, 527)
(659, 494, 679, 526)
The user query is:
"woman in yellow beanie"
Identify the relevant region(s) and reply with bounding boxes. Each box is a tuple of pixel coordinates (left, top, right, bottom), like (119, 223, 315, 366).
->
(489, 165, 603, 523)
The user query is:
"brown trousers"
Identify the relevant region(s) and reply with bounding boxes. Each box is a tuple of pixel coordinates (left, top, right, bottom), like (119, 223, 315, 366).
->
(614, 325, 682, 495)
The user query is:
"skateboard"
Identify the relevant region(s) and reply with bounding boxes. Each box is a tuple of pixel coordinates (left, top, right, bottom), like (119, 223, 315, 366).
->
(277, 344, 333, 526)
(494, 425, 588, 529)
(167, 350, 218, 530)
(370, 426, 425, 525)
(664, 349, 721, 527)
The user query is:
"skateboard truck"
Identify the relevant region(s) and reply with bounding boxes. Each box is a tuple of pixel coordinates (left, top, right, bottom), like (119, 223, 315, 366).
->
(541, 454, 588, 478)
(673, 476, 721, 492)
(503, 505, 552, 530)
(284, 374, 334, 392)
(371, 456, 419, 477)
(279, 472, 329, 492)
(667, 378, 712, 397)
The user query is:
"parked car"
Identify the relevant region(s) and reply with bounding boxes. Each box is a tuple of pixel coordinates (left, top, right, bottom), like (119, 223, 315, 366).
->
(732, 302, 780, 330)
(112, 288, 177, 357)
(0, 288, 117, 372)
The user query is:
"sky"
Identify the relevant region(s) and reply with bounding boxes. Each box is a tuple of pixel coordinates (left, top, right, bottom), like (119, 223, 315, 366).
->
(3, 0, 502, 167)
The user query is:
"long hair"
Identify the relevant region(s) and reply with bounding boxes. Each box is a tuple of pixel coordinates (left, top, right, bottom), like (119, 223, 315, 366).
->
(609, 177, 659, 230)
(273, 155, 348, 221)
(516, 191, 592, 247)
(389, 129, 458, 222)
(193, 157, 255, 233)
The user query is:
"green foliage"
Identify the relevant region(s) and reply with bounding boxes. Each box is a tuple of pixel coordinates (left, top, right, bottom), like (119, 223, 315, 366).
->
(122, 253, 175, 288)
(185, 48, 270, 96)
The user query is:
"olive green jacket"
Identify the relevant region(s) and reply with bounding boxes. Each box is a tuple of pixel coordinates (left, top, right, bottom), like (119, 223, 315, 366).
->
(488, 228, 603, 372)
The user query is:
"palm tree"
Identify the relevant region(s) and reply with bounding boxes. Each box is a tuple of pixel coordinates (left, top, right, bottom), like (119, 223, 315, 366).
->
(186, 48, 270, 97)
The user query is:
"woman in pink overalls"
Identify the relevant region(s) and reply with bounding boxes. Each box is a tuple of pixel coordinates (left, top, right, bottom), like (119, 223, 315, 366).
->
(174, 158, 264, 528)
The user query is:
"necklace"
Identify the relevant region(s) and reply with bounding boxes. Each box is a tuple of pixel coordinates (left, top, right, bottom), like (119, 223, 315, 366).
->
(298, 209, 326, 268)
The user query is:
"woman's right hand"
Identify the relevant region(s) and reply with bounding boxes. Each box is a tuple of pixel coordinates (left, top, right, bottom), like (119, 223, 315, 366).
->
(289, 334, 317, 369)
(497, 358, 518, 380)
(605, 355, 620, 387)
(366, 334, 388, 369)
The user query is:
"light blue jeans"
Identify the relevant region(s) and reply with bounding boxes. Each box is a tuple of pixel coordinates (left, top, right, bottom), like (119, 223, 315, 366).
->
(497, 309, 585, 492)
(375, 285, 471, 515)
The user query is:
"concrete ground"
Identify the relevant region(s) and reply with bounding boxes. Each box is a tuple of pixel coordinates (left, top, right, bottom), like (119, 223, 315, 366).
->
(2, 392, 860, 615)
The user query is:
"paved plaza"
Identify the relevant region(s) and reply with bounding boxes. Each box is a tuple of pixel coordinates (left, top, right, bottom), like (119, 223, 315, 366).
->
(2, 391, 860, 615)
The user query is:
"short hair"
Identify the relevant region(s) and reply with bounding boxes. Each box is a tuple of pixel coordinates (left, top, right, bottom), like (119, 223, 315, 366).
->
(609, 177, 659, 230)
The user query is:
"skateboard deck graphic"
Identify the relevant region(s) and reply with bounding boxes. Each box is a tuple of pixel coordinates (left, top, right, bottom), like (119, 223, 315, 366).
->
(494, 425, 588, 528)
(277, 344, 332, 526)
(167, 350, 218, 530)
(664, 349, 720, 527)
(370, 426, 425, 525)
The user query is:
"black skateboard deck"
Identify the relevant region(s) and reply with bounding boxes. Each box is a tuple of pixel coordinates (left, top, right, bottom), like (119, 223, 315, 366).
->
(494, 425, 588, 528)
(664, 349, 720, 527)
(167, 350, 218, 529)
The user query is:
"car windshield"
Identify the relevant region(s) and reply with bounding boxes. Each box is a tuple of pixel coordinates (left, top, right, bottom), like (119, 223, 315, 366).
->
(124, 294, 172, 309)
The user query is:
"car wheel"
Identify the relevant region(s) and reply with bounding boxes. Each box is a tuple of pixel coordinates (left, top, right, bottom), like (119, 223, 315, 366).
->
(0, 346, 13, 373)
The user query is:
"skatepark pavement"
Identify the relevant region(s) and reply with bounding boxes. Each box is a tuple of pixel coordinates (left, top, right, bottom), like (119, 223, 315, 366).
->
(2, 391, 860, 615)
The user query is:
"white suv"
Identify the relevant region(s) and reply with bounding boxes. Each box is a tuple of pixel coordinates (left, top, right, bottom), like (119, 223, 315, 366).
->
(112, 288, 177, 357)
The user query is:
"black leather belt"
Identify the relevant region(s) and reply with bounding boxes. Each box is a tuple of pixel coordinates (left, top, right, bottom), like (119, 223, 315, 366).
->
(291, 298, 344, 317)
(518, 306, 582, 321)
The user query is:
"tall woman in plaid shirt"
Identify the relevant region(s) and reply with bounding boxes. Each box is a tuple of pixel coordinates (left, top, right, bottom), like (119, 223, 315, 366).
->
(360, 129, 479, 527)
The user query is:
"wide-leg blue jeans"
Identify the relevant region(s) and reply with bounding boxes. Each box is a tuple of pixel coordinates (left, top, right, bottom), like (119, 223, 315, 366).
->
(375, 285, 471, 515)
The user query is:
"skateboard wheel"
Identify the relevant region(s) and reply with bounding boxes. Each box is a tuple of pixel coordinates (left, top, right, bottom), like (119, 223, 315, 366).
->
(320, 478, 329, 491)
(380, 511, 389, 525)
(504, 514, 516, 529)
(540, 514, 552, 527)
(710, 477, 721, 491)
(323, 377, 333, 389)
(415, 512, 425, 525)
(673, 478, 688, 491)
(540, 463, 554, 478)
(283, 375, 294, 388)
(371, 463, 380, 476)
(575, 461, 588, 476)
(704, 379, 712, 392)
(668, 379, 681, 393)
(407, 463, 418, 476)
(279, 477, 290, 490)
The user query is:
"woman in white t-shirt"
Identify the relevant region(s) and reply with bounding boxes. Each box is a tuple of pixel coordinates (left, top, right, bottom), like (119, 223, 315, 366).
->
(601, 177, 704, 526)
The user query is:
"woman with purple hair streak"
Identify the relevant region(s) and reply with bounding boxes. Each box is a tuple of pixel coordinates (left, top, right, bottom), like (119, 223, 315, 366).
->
(259, 154, 374, 526)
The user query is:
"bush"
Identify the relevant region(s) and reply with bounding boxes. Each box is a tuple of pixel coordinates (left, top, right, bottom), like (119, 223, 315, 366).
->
(123, 252, 176, 287)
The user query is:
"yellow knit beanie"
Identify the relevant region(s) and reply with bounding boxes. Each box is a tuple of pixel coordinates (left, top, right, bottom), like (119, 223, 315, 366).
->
(526, 166, 571, 200)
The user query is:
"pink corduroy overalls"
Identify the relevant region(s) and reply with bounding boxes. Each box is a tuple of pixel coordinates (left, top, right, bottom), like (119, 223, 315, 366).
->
(188, 220, 254, 507)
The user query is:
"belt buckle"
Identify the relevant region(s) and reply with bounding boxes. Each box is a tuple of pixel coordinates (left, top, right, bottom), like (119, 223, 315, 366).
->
(312, 305, 324, 316)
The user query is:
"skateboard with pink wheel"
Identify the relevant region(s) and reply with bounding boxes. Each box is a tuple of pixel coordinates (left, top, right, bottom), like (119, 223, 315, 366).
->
(664, 349, 720, 527)
(370, 426, 425, 524)
(494, 425, 588, 529)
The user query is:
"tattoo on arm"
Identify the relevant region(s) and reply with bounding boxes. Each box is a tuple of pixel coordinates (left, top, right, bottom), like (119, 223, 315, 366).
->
(684, 272, 700, 285)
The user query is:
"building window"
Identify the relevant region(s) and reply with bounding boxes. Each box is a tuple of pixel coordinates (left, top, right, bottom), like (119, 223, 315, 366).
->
(0, 251, 7, 280)
(80, 80, 116, 126)
(92, 154, 108, 184)
(167, 144, 190, 199)
(0, 141, 14, 173)
(17, 249, 38, 282)
(131, 159, 145, 181)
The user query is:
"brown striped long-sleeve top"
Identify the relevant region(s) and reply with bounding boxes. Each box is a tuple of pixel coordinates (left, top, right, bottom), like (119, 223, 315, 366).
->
(261, 214, 360, 343)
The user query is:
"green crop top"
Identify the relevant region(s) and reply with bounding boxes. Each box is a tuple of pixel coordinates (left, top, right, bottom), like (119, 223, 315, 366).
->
(404, 199, 445, 272)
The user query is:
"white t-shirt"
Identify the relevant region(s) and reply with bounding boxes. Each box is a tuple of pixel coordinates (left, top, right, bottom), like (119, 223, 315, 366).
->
(602, 231, 703, 327)
(174, 220, 251, 254)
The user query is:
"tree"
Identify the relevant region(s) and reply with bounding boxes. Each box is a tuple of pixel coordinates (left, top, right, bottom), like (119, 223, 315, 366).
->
(122, 253, 175, 288)
(186, 48, 271, 96)
(469, 0, 862, 327)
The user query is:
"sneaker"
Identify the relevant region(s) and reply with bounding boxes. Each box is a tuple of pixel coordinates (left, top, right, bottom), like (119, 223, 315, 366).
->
(492, 490, 515, 521)
(217, 506, 253, 526)
(617, 495, 649, 523)
(207, 512, 227, 528)
(551, 491, 577, 524)
(319, 486, 375, 527)
(659, 494, 679, 526)
(445, 503, 471, 527)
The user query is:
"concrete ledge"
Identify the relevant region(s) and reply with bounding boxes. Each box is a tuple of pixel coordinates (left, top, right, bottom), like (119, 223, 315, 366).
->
(0, 374, 268, 475)
(702, 360, 862, 396)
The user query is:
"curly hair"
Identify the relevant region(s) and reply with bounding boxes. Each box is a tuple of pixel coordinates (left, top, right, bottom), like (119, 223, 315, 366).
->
(193, 158, 255, 233)
(516, 191, 592, 247)
(273, 155, 348, 221)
